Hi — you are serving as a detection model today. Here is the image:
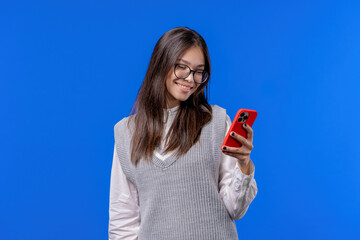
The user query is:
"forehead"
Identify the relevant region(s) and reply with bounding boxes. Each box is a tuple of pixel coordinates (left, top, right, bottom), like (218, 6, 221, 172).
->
(178, 46, 205, 67)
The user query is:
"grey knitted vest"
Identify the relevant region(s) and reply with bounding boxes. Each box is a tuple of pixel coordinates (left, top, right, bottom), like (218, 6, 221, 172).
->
(114, 105, 238, 240)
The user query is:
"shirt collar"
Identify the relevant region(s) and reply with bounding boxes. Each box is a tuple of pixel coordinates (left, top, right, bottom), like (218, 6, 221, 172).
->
(164, 105, 179, 115)
(163, 105, 179, 123)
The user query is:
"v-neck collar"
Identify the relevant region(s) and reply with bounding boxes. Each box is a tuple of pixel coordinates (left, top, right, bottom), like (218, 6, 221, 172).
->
(152, 150, 178, 169)
(154, 150, 174, 161)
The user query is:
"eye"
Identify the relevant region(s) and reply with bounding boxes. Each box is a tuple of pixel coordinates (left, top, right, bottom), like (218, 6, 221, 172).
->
(177, 64, 187, 70)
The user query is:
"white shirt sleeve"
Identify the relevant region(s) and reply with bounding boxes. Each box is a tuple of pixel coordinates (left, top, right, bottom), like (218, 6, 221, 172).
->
(218, 114, 258, 220)
(109, 145, 140, 240)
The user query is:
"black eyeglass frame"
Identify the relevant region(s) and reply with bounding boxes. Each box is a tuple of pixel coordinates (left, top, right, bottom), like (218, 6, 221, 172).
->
(173, 64, 209, 84)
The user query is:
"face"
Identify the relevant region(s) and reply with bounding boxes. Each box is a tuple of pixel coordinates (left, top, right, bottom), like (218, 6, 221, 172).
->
(165, 46, 205, 108)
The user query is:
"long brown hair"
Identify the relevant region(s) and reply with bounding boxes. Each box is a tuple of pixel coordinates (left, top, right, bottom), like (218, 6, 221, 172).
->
(129, 27, 212, 166)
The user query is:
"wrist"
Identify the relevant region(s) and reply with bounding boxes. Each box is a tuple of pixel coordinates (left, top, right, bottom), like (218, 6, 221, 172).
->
(238, 158, 251, 175)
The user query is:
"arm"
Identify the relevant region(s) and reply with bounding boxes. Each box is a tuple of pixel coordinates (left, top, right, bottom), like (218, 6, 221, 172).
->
(218, 115, 258, 220)
(109, 145, 140, 240)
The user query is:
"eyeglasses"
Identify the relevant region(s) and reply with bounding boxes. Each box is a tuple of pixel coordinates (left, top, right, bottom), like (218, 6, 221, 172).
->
(174, 64, 208, 84)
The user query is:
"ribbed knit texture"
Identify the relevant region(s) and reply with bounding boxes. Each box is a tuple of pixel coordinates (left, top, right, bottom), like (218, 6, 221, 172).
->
(114, 105, 238, 240)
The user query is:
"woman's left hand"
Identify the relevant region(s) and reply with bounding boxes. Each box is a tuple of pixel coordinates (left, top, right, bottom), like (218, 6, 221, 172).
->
(222, 123, 254, 174)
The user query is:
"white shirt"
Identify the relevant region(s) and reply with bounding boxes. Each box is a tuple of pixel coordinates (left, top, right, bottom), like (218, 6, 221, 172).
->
(109, 107, 258, 240)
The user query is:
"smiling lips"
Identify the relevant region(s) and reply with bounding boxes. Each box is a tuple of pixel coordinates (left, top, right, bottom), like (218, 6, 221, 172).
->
(175, 82, 192, 92)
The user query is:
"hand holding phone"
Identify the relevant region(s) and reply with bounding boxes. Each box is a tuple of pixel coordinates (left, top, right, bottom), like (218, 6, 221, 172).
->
(221, 109, 257, 150)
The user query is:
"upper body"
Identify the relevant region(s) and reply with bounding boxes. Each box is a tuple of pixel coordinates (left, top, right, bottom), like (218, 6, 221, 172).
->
(109, 105, 257, 240)
(108, 27, 258, 240)
(109, 105, 258, 239)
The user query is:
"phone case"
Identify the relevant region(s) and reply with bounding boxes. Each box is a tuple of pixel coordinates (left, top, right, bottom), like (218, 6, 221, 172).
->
(221, 109, 257, 149)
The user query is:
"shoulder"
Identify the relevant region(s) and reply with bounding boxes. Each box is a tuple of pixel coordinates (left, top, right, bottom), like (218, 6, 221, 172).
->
(114, 115, 135, 137)
(210, 105, 232, 129)
(114, 116, 130, 130)
(205, 104, 227, 129)
(210, 104, 227, 117)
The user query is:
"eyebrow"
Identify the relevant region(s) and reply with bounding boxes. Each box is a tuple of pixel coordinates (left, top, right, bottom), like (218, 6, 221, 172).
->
(177, 59, 205, 68)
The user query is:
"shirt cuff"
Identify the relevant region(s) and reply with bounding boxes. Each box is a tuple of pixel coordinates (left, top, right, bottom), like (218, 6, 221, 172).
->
(232, 160, 255, 192)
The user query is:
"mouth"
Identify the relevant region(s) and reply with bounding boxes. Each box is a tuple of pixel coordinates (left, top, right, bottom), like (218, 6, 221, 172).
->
(175, 82, 192, 92)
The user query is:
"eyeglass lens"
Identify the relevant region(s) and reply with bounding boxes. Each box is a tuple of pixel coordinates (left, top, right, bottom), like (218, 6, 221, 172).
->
(175, 64, 207, 83)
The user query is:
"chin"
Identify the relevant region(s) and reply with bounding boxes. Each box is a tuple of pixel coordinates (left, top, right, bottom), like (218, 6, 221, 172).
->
(177, 93, 193, 101)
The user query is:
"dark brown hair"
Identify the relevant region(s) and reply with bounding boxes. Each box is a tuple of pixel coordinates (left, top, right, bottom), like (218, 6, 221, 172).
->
(129, 27, 212, 166)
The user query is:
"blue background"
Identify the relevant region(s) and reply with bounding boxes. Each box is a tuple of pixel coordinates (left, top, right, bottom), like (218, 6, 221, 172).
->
(1, 0, 359, 239)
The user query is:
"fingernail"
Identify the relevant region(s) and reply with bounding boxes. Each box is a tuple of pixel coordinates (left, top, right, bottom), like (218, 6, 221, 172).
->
(244, 123, 247, 127)
(222, 146, 227, 150)
(231, 132, 235, 136)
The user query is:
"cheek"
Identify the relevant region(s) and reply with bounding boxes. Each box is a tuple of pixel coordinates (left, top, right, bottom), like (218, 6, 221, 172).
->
(165, 71, 175, 85)
(192, 84, 200, 93)
(165, 75, 174, 91)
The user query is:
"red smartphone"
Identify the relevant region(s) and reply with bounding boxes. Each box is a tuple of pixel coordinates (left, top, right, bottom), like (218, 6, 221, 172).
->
(221, 109, 257, 149)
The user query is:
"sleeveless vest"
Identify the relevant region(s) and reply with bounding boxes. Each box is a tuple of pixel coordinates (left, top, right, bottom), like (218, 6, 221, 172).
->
(114, 105, 238, 240)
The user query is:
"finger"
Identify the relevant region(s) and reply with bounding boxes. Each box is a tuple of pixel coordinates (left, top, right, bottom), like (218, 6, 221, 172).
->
(229, 132, 253, 150)
(222, 146, 251, 155)
(242, 123, 254, 142)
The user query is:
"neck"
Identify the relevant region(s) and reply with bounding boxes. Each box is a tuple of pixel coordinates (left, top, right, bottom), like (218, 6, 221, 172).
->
(166, 100, 180, 109)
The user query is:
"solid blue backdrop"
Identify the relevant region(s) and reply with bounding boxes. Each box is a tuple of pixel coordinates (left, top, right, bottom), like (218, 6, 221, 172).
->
(1, 0, 359, 239)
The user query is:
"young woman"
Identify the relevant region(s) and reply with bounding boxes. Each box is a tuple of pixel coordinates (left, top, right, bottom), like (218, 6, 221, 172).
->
(109, 27, 258, 240)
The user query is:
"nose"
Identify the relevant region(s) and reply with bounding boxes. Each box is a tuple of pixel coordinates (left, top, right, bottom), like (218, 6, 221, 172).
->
(184, 71, 194, 83)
